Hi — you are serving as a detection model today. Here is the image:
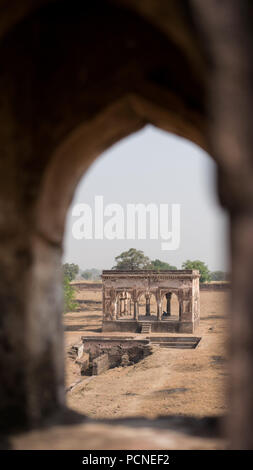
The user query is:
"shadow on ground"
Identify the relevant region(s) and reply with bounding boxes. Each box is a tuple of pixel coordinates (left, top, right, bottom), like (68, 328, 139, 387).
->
(64, 325, 102, 332)
(0, 407, 225, 449)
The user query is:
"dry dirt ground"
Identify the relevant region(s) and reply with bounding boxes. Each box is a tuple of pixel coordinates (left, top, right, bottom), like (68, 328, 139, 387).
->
(64, 289, 229, 420)
(9, 289, 229, 450)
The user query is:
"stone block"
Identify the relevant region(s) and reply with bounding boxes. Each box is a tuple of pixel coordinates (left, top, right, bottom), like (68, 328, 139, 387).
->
(92, 354, 110, 375)
(76, 352, 90, 376)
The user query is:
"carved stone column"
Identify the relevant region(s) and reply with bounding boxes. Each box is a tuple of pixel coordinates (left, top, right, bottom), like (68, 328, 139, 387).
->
(166, 292, 172, 316)
(156, 291, 162, 320)
(133, 290, 138, 320)
(133, 301, 139, 320)
(110, 289, 117, 320)
(178, 289, 192, 324)
(179, 298, 183, 321)
(145, 294, 151, 316)
(102, 286, 105, 320)
(113, 301, 117, 320)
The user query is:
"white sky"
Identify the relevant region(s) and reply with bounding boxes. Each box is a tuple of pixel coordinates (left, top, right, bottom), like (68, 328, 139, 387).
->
(63, 125, 229, 272)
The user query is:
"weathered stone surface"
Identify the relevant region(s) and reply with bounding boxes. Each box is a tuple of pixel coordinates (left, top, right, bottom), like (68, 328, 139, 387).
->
(92, 354, 110, 376)
(102, 270, 200, 332)
(79, 337, 152, 375)
(68, 342, 84, 360)
(121, 353, 131, 367)
(76, 353, 90, 376)
(0, 0, 252, 450)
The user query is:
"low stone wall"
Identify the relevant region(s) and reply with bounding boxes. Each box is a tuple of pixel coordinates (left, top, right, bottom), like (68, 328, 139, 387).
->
(71, 281, 102, 291)
(102, 320, 195, 333)
(200, 282, 231, 291)
(148, 336, 201, 349)
(69, 337, 152, 376)
(82, 337, 152, 368)
(102, 320, 140, 333)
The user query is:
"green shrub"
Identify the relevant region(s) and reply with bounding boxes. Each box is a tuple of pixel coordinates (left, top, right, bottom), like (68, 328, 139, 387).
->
(63, 274, 77, 313)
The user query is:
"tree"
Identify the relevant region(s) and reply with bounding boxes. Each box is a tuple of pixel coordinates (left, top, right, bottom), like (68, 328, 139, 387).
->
(182, 259, 211, 283)
(81, 268, 101, 280)
(113, 248, 150, 270)
(210, 270, 228, 281)
(63, 263, 79, 281)
(148, 259, 177, 271)
(63, 274, 77, 313)
(81, 271, 92, 280)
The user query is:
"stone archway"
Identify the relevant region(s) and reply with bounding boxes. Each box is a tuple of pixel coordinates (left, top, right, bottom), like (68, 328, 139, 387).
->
(0, 5, 222, 431)
(0, 0, 206, 430)
(138, 291, 157, 319)
(161, 291, 180, 319)
(0, 0, 253, 449)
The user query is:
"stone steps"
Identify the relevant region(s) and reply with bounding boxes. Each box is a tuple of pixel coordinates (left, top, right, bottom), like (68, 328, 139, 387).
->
(141, 322, 152, 334)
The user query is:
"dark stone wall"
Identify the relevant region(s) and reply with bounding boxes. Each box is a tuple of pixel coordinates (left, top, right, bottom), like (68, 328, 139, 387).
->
(0, 0, 204, 432)
(190, 0, 253, 448)
(0, 0, 253, 449)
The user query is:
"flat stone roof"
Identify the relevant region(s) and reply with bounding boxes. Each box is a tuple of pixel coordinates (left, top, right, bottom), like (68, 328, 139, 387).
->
(102, 269, 200, 279)
(102, 269, 197, 274)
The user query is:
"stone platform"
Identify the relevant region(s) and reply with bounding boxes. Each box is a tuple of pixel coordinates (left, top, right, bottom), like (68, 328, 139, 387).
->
(102, 319, 199, 334)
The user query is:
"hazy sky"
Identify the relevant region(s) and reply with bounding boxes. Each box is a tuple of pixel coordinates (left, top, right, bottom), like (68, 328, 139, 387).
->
(63, 125, 229, 272)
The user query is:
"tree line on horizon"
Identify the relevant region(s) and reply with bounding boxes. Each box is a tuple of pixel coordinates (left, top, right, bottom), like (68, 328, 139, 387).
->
(62, 249, 228, 312)
(63, 248, 228, 288)
(112, 248, 216, 283)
